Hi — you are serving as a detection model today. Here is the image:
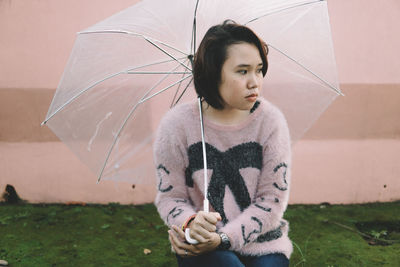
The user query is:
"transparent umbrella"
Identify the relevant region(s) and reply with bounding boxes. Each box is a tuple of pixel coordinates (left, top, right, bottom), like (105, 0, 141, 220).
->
(42, 0, 342, 193)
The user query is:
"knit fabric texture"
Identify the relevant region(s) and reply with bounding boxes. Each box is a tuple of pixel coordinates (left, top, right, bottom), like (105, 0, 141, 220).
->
(153, 97, 293, 258)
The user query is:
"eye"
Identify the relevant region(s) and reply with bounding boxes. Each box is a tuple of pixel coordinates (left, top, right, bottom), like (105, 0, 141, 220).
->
(238, 69, 247, 75)
(256, 68, 263, 74)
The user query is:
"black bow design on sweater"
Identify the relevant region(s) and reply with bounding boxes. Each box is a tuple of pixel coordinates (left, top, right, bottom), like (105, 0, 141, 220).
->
(185, 142, 263, 224)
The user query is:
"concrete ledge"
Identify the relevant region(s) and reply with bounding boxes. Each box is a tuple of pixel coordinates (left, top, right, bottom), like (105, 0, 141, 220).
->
(0, 142, 156, 204)
(1, 84, 400, 142)
(0, 88, 57, 142)
(1, 140, 399, 204)
(291, 139, 400, 204)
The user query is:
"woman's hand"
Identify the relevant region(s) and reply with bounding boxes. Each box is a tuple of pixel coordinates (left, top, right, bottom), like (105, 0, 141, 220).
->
(187, 211, 221, 243)
(169, 225, 221, 257)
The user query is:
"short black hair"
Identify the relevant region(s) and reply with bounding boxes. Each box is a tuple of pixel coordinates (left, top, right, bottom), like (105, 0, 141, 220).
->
(193, 20, 269, 109)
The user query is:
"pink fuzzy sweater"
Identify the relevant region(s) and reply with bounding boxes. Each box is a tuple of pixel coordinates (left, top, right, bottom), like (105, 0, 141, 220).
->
(153, 97, 293, 258)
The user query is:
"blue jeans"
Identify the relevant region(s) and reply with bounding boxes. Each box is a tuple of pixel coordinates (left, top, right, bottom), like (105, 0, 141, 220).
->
(176, 250, 289, 267)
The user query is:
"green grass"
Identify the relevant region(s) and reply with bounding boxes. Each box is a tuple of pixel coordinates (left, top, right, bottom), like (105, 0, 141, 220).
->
(0, 202, 399, 266)
(286, 202, 400, 266)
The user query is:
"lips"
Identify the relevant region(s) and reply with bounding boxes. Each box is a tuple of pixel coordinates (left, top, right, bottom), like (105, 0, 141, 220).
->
(245, 93, 258, 98)
(245, 93, 258, 102)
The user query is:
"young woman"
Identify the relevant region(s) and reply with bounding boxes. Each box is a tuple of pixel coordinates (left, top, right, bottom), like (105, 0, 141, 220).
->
(153, 21, 292, 267)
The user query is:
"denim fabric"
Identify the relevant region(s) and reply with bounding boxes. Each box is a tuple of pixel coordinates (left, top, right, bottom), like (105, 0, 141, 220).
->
(176, 250, 289, 267)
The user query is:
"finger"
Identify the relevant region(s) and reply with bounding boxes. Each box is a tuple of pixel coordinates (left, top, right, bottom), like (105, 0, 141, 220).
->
(190, 224, 212, 238)
(204, 212, 221, 225)
(192, 214, 215, 229)
(188, 229, 208, 243)
(169, 230, 198, 254)
(169, 231, 189, 256)
(195, 211, 211, 223)
(168, 231, 200, 257)
(192, 232, 221, 253)
(169, 231, 185, 256)
(200, 222, 217, 232)
(192, 219, 217, 233)
(171, 225, 186, 239)
(213, 212, 222, 221)
(175, 224, 209, 243)
(171, 225, 204, 245)
(168, 231, 178, 250)
(169, 230, 187, 247)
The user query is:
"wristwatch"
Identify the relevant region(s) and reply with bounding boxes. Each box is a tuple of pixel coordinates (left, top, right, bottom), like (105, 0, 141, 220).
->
(217, 232, 231, 250)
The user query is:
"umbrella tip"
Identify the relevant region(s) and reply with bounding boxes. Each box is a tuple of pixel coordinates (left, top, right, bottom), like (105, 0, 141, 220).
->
(41, 120, 47, 126)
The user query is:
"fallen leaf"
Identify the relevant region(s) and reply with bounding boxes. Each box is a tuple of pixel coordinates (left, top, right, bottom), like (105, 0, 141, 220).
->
(101, 224, 110, 229)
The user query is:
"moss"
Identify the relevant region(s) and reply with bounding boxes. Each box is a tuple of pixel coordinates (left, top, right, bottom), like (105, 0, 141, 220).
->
(0, 202, 399, 266)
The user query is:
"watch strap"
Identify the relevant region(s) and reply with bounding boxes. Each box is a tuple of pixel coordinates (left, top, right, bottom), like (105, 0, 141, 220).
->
(217, 232, 231, 250)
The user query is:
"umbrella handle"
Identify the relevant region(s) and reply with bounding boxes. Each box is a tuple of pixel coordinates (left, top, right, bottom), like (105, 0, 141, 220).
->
(185, 228, 199, 244)
(184, 199, 209, 244)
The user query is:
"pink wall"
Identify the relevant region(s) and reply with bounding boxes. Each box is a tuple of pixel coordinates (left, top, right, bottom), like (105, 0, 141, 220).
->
(0, 0, 140, 89)
(327, 0, 400, 84)
(1, 0, 399, 89)
(1, 0, 399, 204)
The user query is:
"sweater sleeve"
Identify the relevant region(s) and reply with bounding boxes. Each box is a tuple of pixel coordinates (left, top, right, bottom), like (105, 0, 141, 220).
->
(218, 109, 291, 251)
(153, 112, 197, 228)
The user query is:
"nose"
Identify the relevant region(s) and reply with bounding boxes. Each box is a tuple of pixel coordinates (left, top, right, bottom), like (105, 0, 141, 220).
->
(247, 73, 258, 89)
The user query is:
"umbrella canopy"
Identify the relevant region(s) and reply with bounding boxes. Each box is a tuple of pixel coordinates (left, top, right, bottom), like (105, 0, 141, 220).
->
(43, 0, 342, 183)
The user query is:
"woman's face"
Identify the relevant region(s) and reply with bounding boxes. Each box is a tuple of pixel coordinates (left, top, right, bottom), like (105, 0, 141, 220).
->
(218, 42, 264, 112)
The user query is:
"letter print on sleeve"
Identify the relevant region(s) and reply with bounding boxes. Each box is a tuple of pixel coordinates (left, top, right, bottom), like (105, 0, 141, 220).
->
(166, 206, 183, 224)
(256, 221, 285, 243)
(273, 162, 288, 191)
(255, 203, 271, 212)
(241, 217, 263, 245)
(157, 164, 173, 193)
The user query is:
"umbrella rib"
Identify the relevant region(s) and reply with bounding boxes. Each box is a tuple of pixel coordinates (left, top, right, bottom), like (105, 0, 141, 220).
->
(139, 74, 193, 104)
(172, 77, 194, 108)
(127, 71, 191, 74)
(244, 0, 324, 25)
(143, 36, 192, 72)
(42, 57, 187, 125)
(170, 58, 191, 106)
(101, 134, 154, 182)
(79, 30, 189, 57)
(139, 62, 189, 104)
(97, 74, 193, 182)
(268, 44, 343, 96)
(125, 56, 187, 72)
(97, 62, 188, 181)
